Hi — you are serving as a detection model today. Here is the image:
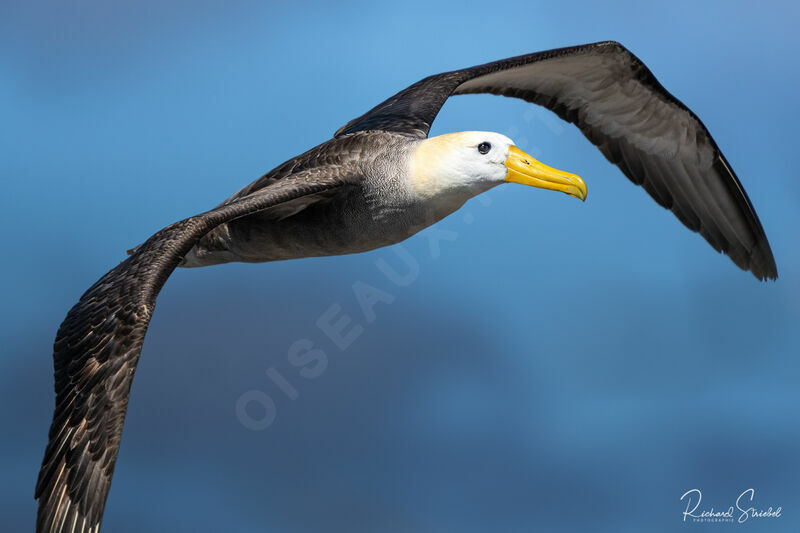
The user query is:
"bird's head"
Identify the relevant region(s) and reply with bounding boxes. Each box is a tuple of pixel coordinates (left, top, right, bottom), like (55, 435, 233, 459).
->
(409, 131, 587, 201)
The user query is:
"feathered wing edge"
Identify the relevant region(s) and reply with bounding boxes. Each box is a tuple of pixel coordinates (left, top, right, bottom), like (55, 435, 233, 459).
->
(335, 41, 777, 280)
(35, 174, 346, 533)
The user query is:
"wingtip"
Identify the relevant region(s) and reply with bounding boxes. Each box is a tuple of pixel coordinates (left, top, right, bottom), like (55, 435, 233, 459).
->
(749, 252, 778, 282)
(753, 236, 779, 281)
(756, 265, 779, 282)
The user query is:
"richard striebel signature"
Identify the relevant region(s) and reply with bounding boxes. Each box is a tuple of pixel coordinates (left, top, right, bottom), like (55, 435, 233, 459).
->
(680, 488, 782, 524)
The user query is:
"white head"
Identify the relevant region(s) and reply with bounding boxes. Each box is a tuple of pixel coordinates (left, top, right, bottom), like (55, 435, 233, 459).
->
(408, 131, 586, 202)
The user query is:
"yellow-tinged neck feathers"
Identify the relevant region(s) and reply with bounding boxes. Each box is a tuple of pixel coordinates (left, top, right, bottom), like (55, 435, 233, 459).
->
(408, 132, 511, 199)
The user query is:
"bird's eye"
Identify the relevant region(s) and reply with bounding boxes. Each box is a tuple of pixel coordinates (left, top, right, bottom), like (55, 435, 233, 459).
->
(477, 142, 491, 155)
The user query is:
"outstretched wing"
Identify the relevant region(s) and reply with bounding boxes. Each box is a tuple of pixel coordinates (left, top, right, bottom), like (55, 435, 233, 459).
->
(335, 41, 777, 280)
(35, 171, 352, 533)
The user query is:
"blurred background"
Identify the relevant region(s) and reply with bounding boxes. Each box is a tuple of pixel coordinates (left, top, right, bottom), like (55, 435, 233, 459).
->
(1, 1, 798, 531)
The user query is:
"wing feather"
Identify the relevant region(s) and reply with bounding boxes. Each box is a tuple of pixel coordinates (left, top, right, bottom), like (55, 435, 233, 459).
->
(336, 41, 776, 279)
(35, 173, 351, 533)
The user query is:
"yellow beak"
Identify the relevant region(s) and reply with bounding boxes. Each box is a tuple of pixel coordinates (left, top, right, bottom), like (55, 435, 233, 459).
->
(504, 145, 587, 201)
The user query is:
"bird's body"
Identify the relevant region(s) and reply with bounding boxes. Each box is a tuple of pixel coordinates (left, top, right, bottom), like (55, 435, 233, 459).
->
(36, 41, 777, 533)
(184, 132, 429, 265)
(183, 131, 502, 266)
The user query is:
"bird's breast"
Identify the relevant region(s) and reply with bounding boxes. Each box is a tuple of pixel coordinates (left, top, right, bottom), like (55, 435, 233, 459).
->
(182, 172, 456, 267)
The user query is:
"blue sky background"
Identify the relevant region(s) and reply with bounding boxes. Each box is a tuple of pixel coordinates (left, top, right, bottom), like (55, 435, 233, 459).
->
(2, 1, 799, 531)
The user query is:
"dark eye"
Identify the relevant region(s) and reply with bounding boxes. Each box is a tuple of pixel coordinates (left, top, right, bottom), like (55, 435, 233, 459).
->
(477, 142, 491, 155)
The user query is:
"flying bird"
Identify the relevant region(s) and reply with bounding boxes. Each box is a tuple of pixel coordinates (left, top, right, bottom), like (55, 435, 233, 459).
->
(35, 41, 777, 533)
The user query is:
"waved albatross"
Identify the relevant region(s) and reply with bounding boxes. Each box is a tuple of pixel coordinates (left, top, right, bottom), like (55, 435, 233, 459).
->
(35, 41, 777, 533)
